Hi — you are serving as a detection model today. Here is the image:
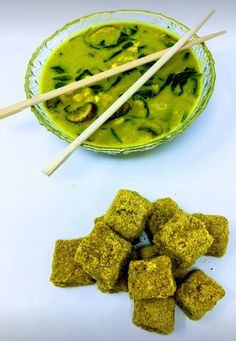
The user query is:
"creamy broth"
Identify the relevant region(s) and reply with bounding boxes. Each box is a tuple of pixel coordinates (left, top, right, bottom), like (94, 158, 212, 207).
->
(40, 23, 202, 148)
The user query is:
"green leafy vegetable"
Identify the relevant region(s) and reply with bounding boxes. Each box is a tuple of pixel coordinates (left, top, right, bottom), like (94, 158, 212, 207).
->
(104, 50, 123, 62)
(50, 66, 65, 74)
(90, 84, 104, 94)
(111, 75, 122, 87)
(54, 82, 67, 89)
(46, 98, 61, 109)
(183, 52, 190, 60)
(110, 128, 123, 143)
(108, 103, 130, 121)
(75, 70, 93, 81)
(122, 26, 138, 36)
(133, 89, 156, 100)
(53, 75, 71, 81)
(122, 41, 134, 49)
(138, 126, 158, 137)
(171, 67, 200, 96)
(144, 101, 150, 118)
(158, 67, 201, 96)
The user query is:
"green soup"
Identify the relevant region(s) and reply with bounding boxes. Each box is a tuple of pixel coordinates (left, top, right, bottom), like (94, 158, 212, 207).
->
(40, 23, 202, 148)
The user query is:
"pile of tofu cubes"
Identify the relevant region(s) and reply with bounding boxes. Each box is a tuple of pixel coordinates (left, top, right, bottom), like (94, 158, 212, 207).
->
(50, 189, 228, 335)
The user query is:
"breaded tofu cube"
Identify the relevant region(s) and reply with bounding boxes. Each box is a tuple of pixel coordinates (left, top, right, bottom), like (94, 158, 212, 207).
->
(103, 189, 152, 240)
(50, 238, 95, 287)
(128, 256, 176, 300)
(175, 270, 225, 320)
(153, 213, 213, 268)
(193, 214, 229, 257)
(147, 198, 181, 237)
(133, 298, 175, 335)
(138, 245, 158, 260)
(74, 223, 132, 290)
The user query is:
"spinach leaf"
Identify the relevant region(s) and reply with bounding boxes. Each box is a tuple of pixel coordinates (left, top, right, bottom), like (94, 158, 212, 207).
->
(158, 67, 201, 96)
(171, 67, 199, 96)
(75, 69, 93, 81)
(50, 66, 65, 74)
(144, 101, 150, 118)
(183, 51, 190, 60)
(111, 75, 122, 87)
(53, 75, 71, 81)
(104, 50, 123, 62)
(138, 126, 158, 137)
(54, 81, 67, 89)
(133, 89, 156, 100)
(110, 128, 123, 143)
(90, 84, 104, 94)
(122, 41, 134, 49)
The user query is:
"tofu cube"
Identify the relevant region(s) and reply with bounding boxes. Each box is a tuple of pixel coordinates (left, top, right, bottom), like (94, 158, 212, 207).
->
(147, 198, 181, 237)
(74, 223, 132, 290)
(153, 213, 213, 268)
(103, 189, 152, 240)
(128, 256, 176, 300)
(133, 298, 175, 335)
(175, 270, 225, 320)
(193, 214, 229, 257)
(50, 238, 95, 287)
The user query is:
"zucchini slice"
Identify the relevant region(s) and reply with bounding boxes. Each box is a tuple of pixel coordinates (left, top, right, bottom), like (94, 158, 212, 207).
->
(85, 26, 121, 48)
(108, 102, 131, 121)
(66, 103, 97, 123)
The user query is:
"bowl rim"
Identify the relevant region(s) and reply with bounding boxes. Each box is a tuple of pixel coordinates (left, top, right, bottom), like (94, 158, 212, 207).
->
(25, 9, 216, 154)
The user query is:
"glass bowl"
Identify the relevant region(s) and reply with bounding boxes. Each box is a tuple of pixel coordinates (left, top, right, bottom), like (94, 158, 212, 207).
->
(25, 10, 215, 154)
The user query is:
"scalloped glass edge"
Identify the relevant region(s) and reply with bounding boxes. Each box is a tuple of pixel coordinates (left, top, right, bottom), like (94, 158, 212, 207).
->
(25, 9, 216, 155)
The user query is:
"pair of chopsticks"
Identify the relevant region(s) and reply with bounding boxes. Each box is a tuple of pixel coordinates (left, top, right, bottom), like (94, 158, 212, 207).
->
(0, 10, 225, 175)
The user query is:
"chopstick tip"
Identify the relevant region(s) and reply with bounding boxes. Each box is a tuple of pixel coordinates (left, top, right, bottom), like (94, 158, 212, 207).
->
(42, 167, 52, 177)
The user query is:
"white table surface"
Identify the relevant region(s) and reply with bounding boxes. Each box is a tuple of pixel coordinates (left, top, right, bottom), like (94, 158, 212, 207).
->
(0, 0, 235, 340)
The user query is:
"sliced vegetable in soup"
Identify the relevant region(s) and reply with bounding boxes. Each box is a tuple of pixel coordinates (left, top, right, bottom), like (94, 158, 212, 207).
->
(40, 22, 202, 148)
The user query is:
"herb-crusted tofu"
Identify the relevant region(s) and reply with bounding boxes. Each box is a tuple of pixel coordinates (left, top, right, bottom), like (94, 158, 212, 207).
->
(147, 198, 181, 237)
(153, 213, 213, 268)
(103, 189, 152, 240)
(193, 214, 229, 257)
(133, 298, 175, 335)
(128, 256, 176, 300)
(74, 223, 132, 290)
(175, 270, 225, 320)
(50, 238, 95, 287)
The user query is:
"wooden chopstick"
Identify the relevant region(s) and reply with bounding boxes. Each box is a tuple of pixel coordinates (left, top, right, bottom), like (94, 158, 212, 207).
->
(42, 10, 216, 176)
(0, 29, 225, 120)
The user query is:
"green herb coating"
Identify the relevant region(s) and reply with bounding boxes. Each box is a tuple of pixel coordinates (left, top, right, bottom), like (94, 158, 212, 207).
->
(74, 222, 132, 289)
(147, 198, 181, 237)
(50, 238, 95, 287)
(128, 256, 176, 300)
(103, 189, 152, 240)
(153, 213, 214, 268)
(133, 297, 175, 335)
(192, 214, 229, 257)
(175, 270, 225, 320)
